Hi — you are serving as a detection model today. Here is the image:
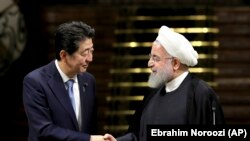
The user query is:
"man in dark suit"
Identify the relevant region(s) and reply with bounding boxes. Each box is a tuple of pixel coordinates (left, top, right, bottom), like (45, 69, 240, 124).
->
(23, 21, 105, 141)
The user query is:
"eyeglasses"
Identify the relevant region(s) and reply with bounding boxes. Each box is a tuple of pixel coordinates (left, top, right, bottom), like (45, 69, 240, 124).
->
(149, 53, 173, 62)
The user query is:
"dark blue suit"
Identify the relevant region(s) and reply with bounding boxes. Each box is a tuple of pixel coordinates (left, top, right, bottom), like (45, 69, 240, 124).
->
(23, 60, 97, 141)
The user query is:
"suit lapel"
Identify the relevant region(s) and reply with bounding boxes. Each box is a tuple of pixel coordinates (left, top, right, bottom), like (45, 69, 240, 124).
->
(47, 61, 79, 129)
(77, 75, 88, 131)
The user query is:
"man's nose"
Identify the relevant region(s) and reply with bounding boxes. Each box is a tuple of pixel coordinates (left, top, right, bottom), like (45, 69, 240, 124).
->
(148, 59, 153, 67)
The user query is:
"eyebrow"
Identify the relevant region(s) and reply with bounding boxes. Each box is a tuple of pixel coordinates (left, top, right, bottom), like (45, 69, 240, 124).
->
(149, 53, 160, 57)
(82, 47, 94, 52)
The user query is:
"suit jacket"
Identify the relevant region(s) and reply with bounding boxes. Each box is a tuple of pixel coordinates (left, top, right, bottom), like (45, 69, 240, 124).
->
(23, 60, 97, 141)
(117, 73, 225, 141)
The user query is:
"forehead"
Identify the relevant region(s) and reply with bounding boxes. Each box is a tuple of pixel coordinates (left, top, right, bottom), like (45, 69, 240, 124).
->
(78, 38, 93, 51)
(151, 42, 167, 56)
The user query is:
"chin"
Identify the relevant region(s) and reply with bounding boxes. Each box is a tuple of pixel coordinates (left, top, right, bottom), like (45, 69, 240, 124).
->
(80, 69, 87, 73)
(82, 68, 88, 72)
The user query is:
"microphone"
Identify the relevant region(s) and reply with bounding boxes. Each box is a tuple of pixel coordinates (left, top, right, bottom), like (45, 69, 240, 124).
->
(212, 100, 216, 125)
(83, 82, 88, 92)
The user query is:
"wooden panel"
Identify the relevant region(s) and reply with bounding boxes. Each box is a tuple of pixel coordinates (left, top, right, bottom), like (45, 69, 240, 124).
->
(215, 7, 250, 124)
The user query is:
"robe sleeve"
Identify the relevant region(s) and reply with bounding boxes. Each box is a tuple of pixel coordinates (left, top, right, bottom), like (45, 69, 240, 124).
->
(188, 78, 225, 125)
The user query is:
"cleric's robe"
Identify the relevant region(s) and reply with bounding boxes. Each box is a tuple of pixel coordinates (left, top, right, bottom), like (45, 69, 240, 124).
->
(117, 73, 225, 141)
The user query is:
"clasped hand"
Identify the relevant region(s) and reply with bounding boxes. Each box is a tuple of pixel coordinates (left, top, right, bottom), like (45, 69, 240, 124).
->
(91, 134, 116, 141)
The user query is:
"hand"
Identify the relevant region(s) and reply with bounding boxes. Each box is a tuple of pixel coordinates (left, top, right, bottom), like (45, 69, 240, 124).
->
(103, 133, 117, 141)
(90, 135, 106, 141)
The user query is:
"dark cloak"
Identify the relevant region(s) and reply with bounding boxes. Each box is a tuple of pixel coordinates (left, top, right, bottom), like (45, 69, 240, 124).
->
(117, 73, 225, 141)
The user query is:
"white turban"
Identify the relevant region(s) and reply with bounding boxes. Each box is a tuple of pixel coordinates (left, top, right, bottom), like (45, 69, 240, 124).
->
(156, 26, 198, 66)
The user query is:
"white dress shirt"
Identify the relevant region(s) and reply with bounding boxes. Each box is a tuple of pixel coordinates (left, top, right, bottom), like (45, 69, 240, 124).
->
(55, 60, 82, 129)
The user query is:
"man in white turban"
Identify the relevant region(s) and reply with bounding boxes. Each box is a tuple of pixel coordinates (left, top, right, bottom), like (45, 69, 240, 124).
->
(147, 25, 199, 88)
(156, 25, 198, 66)
(104, 26, 225, 141)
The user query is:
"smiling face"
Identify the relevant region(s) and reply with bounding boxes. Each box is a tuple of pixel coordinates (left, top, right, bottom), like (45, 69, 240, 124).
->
(147, 42, 174, 88)
(60, 38, 94, 78)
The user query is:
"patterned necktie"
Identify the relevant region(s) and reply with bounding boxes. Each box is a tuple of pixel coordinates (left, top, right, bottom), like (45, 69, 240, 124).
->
(66, 79, 76, 113)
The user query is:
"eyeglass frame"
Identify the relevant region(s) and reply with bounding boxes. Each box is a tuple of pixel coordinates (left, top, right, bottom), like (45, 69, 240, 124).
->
(148, 53, 173, 62)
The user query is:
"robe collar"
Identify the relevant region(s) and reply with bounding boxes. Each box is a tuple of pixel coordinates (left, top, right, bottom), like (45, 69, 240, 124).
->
(165, 71, 189, 92)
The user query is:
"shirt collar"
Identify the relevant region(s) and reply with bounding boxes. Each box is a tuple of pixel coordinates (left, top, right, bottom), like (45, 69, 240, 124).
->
(55, 60, 78, 83)
(165, 71, 189, 93)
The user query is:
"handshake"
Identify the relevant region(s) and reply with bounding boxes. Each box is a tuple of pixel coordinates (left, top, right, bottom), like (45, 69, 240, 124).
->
(91, 134, 116, 141)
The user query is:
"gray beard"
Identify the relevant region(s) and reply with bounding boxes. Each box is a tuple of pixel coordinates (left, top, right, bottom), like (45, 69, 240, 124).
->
(148, 71, 167, 88)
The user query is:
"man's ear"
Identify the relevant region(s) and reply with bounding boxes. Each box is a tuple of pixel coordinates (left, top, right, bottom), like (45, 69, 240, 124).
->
(172, 58, 181, 71)
(60, 50, 67, 60)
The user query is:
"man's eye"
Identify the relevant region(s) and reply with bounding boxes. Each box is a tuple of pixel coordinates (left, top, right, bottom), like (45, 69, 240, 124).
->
(153, 56, 160, 61)
(81, 53, 87, 57)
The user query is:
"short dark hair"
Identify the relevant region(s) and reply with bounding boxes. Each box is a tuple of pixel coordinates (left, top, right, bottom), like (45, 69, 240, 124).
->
(54, 21, 95, 60)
